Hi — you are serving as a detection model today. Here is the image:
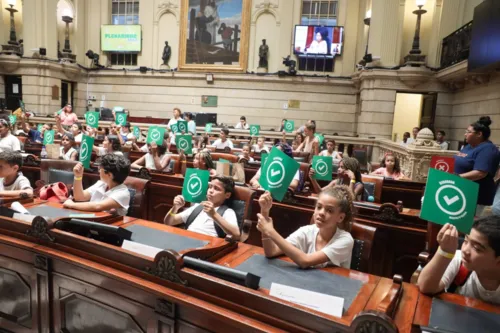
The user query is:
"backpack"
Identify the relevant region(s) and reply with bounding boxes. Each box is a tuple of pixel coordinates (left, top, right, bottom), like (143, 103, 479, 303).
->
(185, 204, 230, 238)
(448, 263, 472, 293)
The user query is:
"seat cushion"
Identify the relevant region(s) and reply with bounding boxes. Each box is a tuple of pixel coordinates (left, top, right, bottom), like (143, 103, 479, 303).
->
(127, 187, 136, 217)
(229, 199, 245, 228)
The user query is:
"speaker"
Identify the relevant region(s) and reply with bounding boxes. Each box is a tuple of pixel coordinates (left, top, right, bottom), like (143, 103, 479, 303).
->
(39, 48, 47, 56)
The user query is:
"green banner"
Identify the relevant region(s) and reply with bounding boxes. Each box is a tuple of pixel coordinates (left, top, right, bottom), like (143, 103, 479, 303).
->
(249, 125, 260, 136)
(420, 168, 479, 234)
(8, 115, 16, 125)
(79, 135, 95, 169)
(177, 120, 188, 133)
(315, 133, 325, 146)
(115, 112, 127, 125)
(133, 126, 141, 139)
(182, 168, 210, 203)
(312, 155, 333, 181)
(37, 124, 44, 132)
(205, 123, 212, 133)
(43, 130, 55, 145)
(170, 123, 179, 134)
(85, 111, 100, 129)
(259, 147, 300, 202)
(146, 126, 165, 145)
(175, 135, 193, 154)
(284, 120, 294, 133)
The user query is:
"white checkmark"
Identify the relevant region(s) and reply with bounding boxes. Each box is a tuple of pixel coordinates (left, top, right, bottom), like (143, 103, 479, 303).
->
(318, 165, 325, 171)
(444, 195, 459, 206)
(271, 169, 280, 177)
(190, 183, 199, 190)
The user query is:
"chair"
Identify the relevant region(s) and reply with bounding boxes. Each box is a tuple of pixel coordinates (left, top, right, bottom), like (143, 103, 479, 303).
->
(361, 174, 384, 203)
(123, 176, 150, 219)
(231, 186, 257, 243)
(39, 159, 78, 186)
(297, 162, 311, 192)
(352, 147, 368, 172)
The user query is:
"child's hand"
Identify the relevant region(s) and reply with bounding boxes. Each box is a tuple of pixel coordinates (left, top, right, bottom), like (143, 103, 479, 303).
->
(63, 199, 74, 208)
(257, 213, 274, 237)
(437, 223, 459, 254)
(346, 170, 356, 180)
(201, 201, 216, 218)
(309, 168, 315, 177)
(73, 163, 84, 177)
(258, 191, 273, 215)
(150, 142, 158, 156)
(172, 195, 185, 210)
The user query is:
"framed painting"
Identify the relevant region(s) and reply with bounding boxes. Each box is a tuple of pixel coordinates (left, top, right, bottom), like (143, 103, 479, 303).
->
(179, 0, 251, 72)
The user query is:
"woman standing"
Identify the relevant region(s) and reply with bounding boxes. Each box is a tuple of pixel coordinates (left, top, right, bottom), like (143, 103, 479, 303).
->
(56, 104, 78, 126)
(455, 116, 499, 216)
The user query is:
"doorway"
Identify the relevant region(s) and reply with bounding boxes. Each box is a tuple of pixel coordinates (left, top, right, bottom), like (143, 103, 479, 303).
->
(4, 75, 22, 111)
(392, 92, 437, 142)
(61, 81, 74, 108)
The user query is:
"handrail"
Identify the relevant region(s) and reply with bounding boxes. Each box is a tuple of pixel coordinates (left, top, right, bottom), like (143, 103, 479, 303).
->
(440, 21, 473, 70)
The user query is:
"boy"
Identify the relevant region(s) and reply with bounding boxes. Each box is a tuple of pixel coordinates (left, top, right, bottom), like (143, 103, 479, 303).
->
(212, 128, 234, 150)
(184, 112, 197, 135)
(63, 154, 131, 216)
(252, 137, 269, 154)
(0, 151, 33, 197)
(436, 130, 449, 150)
(417, 218, 500, 304)
(20, 114, 53, 143)
(235, 116, 249, 130)
(164, 176, 240, 239)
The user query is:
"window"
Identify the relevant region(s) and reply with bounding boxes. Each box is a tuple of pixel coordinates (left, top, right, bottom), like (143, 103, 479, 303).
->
(301, 0, 338, 26)
(110, 0, 139, 66)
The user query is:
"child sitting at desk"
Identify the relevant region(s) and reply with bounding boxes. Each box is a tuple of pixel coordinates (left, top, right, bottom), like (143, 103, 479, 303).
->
(92, 136, 124, 157)
(252, 137, 269, 154)
(417, 218, 500, 304)
(131, 141, 171, 172)
(163, 176, 240, 239)
(60, 133, 78, 161)
(370, 153, 408, 180)
(257, 186, 354, 269)
(238, 144, 254, 163)
(0, 151, 33, 197)
(212, 128, 234, 150)
(63, 154, 131, 216)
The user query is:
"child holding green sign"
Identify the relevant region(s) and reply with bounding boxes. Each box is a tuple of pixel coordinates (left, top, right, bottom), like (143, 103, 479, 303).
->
(417, 218, 500, 305)
(60, 133, 78, 161)
(257, 186, 355, 269)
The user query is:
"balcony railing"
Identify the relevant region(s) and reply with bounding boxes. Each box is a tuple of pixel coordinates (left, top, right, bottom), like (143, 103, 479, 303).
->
(440, 21, 473, 69)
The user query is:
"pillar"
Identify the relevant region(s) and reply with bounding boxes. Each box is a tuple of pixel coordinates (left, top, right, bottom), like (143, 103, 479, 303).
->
(22, 0, 58, 59)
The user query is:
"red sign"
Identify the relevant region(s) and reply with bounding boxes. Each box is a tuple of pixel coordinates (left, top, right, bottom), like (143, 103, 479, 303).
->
(430, 156, 455, 174)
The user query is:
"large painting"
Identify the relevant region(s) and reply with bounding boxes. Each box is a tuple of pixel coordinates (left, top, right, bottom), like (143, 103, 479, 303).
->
(179, 0, 251, 72)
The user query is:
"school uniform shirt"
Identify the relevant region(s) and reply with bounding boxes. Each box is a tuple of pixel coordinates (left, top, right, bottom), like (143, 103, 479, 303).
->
(255, 167, 300, 182)
(28, 129, 43, 143)
(140, 144, 149, 153)
(372, 167, 406, 180)
(60, 147, 77, 160)
(178, 203, 238, 238)
(454, 141, 500, 205)
(441, 251, 500, 305)
(319, 150, 341, 162)
(96, 147, 124, 157)
(187, 120, 197, 134)
(0, 172, 32, 192)
(121, 132, 135, 144)
(439, 141, 449, 150)
(213, 138, 234, 150)
(0, 134, 21, 152)
(235, 122, 249, 130)
(74, 133, 83, 143)
(238, 154, 254, 162)
(145, 153, 170, 171)
(86, 181, 130, 216)
(252, 144, 269, 153)
(286, 224, 354, 268)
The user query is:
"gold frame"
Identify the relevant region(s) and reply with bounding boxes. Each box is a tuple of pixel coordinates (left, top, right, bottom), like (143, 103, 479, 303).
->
(178, 0, 251, 73)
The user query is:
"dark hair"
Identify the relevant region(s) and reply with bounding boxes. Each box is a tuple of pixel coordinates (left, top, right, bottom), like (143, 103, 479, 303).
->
(295, 132, 304, 143)
(472, 216, 500, 256)
(107, 135, 122, 152)
(62, 133, 75, 142)
(240, 116, 246, 121)
(403, 132, 410, 137)
(124, 122, 131, 130)
(197, 151, 214, 170)
(274, 142, 293, 158)
(413, 127, 420, 131)
(282, 118, 287, 122)
(221, 128, 229, 136)
(471, 116, 492, 140)
(72, 122, 83, 132)
(0, 151, 22, 168)
(437, 130, 446, 136)
(185, 112, 193, 120)
(44, 124, 54, 130)
(0, 116, 11, 129)
(156, 141, 168, 156)
(340, 157, 362, 183)
(213, 175, 235, 200)
(326, 139, 335, 146)
(100, 154, 130, 184)
(381, 153, 401, 173)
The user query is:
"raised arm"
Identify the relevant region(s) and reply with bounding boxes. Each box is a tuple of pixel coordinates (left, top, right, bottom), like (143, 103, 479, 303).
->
(131, 154, 146, 170)
(72, 163, 91, 202)
(163, 195, 185, 226)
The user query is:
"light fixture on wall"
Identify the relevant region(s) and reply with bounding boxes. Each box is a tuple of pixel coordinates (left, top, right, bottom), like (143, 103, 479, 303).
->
(206, 73, 214, 83)
(5, 0, 18, 45)
(404, 0, 428, 66)
(62, 9, 73, 54)
(86, 50, 103, 68)
(357, 9, 374, 69)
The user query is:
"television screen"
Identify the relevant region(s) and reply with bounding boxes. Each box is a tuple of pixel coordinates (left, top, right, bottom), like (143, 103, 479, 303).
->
(294, 25, 344, 56)
(101, 25, 142, 52)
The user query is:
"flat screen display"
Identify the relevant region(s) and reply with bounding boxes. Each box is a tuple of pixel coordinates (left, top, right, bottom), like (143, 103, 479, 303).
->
(294, 25, 344, 56)
(101, 25, 142, 52)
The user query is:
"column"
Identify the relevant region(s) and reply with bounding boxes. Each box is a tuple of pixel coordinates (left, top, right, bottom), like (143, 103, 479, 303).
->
(22, 0, 58, 59)
(367, 0, 406, 68)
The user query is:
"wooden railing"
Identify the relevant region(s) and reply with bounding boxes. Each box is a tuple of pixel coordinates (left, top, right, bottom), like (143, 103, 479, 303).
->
(440, 21, 473, 69)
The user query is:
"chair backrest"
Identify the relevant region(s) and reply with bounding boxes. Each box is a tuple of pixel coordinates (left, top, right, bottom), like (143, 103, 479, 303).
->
(123, 176, 150, 219)
(361, 174, 384, 203)
(297, 162, 311, 192)
(99, 108, 114, 121)
(40, 159, 78, 184)
(352, 147, 368, 171)
(231, 186, 256, 242)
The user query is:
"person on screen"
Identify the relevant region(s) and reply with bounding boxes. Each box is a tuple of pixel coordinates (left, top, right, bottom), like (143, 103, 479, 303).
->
(417, 218, 500, 305)
(257, 186, 354, 269)
(63, 154, 131, 216)
(163, 176, 240, 239)
(307, 28, 329, 55)
(0, 151, 33, 197)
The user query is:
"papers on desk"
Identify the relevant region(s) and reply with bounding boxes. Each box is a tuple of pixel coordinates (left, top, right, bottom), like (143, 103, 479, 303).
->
(270, 283, 344, 318)
(13, 213, 37, 223)
(11, 201, 30, 214)
(122, 240, 163, 258)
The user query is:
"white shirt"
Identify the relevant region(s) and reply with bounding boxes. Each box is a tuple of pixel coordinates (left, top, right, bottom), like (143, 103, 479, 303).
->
(60, 147, 77, 160)
(86, 181, 130, 216)
(235, 122, 249, 130)
(213, 138, 234, 150)
(441, 251, 500, 305)
(0, 134, 21, 152)
(187, 120, 197, 134)
(308, 40, 328, 54)
(145, 153, 170, 171)
(96, 147, 124, 157)
(0, 172, 32, 191)
(319, 150, 341, 161)
(439, 141, 449, 150)
(252, 144, 269, 153)
(140, 144, 149, 153)
(238, 154, 254, 162)
(255, 167, 300, 182)
(286, 225, 354, 268)
(178, 203, 238, 238)
(74, 133, 83, 143)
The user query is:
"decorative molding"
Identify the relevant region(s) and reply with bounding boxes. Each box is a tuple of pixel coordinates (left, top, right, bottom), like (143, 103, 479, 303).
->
(155, 298, 176, 318)
(252, 0, 280, 26)
(34, 255, 50, 271)
(146, 250, 188, 286)
(26, 216, 55, 242)
(156, 1, 180, 24)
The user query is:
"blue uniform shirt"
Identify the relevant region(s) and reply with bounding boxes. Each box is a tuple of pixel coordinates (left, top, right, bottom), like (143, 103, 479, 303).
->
(28, 129, 43, 143)
(454, 141, 499, 205)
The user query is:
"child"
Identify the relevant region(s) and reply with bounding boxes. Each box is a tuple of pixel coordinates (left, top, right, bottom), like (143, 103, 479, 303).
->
(63, 154, 131, 216)
(0, 151, 33, 197)
(212, 128, 234, 150)
(370, 153, 407, 180)
(291, 139, 300, 151)
(93, 136, 124, 157)
(60, 133, 78, 161)
(0, 117, 21, 152)
(257, 186, 354, 268)
(319, 139, 342, 160)
(252, 137, 269, 154)
(238, 144, 254, 162)
(417, 218, 500, 304)
(131, 141, 171, 172)
(56, 117, 83, 143)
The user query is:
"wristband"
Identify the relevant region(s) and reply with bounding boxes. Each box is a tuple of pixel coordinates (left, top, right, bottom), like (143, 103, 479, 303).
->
(437, 246, 455, 259)
(74, 176, 83, 181)
(350, 179, 356, 184)
(261, 237, 271, 241)
(169, 211, 177, 217)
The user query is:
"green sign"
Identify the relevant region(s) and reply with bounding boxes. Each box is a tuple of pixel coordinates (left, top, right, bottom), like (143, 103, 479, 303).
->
(19, 100, 25, 112)
(259, 147, 300, 202)
(177, 120, 188, 133)
(170, 123, 179, 134)
(205, 123, 212, 133)
(57, 108, 63, 115)
(249, 125, 260, 136)
(420, 168, 479, 234)
(133, 126, 141, 139)
(315, 133, 325, 146)
(261, 152, 268, 167)
(146, 126, 165, 145)
(284, 120, 294, 133)
(43, 130, 55, 145)
(175, 135, 193, 154)
(79, 135, 95, 169)
(312, 156, 333, 181)
(37, 124, 44, 132)
(85, 111, 100, 129)
(8, 115, 16, 125)
(115, 112, 127, 125)
(182, 168, 210, 203)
